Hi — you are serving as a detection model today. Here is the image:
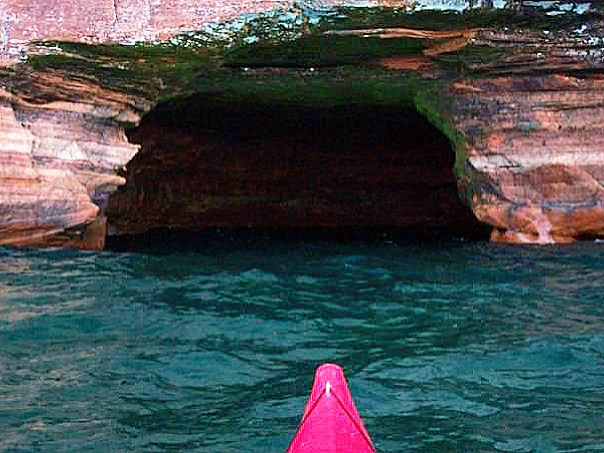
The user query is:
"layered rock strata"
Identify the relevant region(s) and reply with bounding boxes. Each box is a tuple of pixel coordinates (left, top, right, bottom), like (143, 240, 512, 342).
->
(450, 74, 604, 243)
(0, 80, 140, 249)
(427, 26, 604, 243)
(3, 4, 604, 247)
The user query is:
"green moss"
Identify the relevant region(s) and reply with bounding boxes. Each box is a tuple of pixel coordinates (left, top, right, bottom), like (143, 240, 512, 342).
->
(21, 4, 594, 102)
(414, 85, 467, 179)
(24, 41, 222, 102)
(184, 68, 421, 109)
(224, 33, 428, 67)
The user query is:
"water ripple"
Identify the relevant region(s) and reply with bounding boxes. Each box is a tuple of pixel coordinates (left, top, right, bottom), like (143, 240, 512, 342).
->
(1, 242, 603, 452)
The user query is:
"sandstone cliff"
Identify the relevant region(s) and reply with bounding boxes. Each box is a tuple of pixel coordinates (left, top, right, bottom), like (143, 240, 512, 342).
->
(435, 26, 604, 243)
(451, 74, 604, 243)
(2, 1, 604, 248)
(0, 76, 140, 248)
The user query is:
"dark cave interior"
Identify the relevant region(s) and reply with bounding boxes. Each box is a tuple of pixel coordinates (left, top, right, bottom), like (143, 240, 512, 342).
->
(105, 95, 490, 252)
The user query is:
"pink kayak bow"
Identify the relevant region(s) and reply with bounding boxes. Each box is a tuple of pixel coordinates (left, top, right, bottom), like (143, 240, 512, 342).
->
(286, 363, 376, 453)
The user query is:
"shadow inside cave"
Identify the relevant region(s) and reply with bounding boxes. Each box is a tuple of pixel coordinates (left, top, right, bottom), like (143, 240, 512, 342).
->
(105, 94, 490, 253)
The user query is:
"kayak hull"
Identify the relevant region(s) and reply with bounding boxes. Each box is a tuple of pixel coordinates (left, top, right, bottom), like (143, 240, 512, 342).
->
(286, 363, 376, 453)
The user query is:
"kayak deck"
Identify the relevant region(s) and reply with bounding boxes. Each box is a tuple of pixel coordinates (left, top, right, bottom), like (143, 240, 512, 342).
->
(287, 363, 376, 453)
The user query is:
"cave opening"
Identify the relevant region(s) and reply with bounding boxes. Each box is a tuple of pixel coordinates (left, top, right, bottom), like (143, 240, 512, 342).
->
(105, 94, 490, 252)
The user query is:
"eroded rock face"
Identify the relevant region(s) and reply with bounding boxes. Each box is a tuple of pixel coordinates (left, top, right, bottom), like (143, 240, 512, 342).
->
(105, 99, 486, 239)
(451, 74, 604, 243)
(3, 2, 604, 248)
(0, 82, 139, 249)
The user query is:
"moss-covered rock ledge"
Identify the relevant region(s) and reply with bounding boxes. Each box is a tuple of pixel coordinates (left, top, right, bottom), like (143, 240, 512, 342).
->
(2, 5, 604, 248)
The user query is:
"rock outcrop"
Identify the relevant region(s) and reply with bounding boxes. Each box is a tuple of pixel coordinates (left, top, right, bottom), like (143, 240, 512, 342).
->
(0, 74, 140, 249)
(450, 74, 604, 243)
(1, 0, 283, 44)
(432, 26, 604, 243)
(2, 2, 604, 248)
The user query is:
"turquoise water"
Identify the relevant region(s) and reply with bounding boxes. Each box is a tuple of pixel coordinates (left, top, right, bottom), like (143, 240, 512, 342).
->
(1, 238, 603, 452)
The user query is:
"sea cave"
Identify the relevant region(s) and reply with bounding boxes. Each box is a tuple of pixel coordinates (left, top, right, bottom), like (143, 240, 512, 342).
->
(104, 93, 490, 252)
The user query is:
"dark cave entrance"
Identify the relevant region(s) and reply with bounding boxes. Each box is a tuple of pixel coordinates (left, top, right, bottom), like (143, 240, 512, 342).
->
(105, 94, 490, 252)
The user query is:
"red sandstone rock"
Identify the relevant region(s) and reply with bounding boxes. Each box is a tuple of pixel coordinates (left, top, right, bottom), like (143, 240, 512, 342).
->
(1, 0, 281, 44)
(451, 74, 604, 243)
(0, 83, 138, 249)
(2, 1, 604, 248)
